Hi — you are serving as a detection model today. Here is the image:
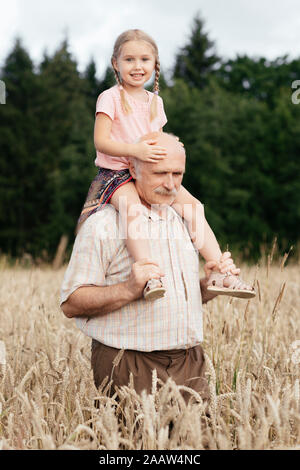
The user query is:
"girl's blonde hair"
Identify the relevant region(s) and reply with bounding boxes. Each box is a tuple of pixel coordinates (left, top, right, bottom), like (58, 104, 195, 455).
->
(111, 29, 160, 121)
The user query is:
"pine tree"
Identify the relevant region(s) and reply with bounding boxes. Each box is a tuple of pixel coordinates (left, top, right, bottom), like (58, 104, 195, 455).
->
(98, 66, 116, 93)
(83, 58, 101, 113)
(173, 13, 220, 89)
(37, 39, 95, 255)
(0, 38, 42, 255)
(0, 38, 96, 256)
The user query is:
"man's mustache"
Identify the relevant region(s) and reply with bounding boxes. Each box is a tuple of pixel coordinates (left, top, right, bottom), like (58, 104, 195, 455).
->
(154, 187, 178, 196)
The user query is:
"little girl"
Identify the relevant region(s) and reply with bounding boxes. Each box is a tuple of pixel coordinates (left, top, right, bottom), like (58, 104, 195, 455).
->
(77, 29, 255, 301)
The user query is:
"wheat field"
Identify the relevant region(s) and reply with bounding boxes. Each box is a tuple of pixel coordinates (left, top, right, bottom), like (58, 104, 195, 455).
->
(0, 252, 299, 450)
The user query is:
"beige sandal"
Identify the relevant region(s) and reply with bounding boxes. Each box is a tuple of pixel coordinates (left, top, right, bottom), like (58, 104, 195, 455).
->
(143, 278, 166, 301)
(207, 272, 256, 299)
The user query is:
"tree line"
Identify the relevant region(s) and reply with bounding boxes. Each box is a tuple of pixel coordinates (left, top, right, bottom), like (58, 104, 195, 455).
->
(0, 14, 299, 261)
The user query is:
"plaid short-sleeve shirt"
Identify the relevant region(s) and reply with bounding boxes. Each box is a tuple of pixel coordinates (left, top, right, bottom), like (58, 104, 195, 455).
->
(60, 204, 203, 351)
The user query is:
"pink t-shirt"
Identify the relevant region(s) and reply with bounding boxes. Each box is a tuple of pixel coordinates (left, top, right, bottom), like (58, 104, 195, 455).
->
(94, 85, 168, 169)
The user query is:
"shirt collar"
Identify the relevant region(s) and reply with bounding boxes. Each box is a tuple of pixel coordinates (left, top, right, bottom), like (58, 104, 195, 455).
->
(142, 204, 177, 221)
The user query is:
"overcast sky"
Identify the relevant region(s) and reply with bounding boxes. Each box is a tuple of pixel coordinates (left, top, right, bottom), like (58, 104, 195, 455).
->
(1, 0, 300, 78)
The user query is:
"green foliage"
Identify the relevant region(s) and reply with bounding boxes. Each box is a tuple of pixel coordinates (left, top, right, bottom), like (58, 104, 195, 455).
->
(0, 14, 299, 260)
(0, 39, 42, 254)
(83, 58, 102, 113)
(0, 38, 95, 257)
(173, 13, 221, 89)
(162, 77, 300, 258)
(215, 54, 300, 107)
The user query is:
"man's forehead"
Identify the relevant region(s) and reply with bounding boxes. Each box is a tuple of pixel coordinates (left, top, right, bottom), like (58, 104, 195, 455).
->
(147, 153, 185, 172)
(153, 151, 185, 172)
(152, 166, 185, 173)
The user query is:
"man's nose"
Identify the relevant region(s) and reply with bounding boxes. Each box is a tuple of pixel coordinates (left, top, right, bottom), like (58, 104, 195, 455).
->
(163, 174, 175, 190)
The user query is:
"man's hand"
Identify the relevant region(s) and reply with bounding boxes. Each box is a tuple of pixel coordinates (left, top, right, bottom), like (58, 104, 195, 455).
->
(125, 259, 165, 300)
(200, 252, 239, 303)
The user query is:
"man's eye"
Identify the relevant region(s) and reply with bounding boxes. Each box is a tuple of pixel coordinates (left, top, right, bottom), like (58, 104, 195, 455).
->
(142, 58, 149, 61)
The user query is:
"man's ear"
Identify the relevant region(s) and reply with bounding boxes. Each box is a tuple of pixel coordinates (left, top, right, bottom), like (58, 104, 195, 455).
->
(128, 160, 137, 180)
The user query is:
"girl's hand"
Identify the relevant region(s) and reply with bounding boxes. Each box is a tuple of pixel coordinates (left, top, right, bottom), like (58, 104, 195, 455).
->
(134, 139, 167, 162)
(218, 251, 240, 275)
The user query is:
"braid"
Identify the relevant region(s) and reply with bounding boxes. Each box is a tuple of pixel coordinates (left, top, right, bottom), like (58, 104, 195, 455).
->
(111, 59, 122, 86)
(111, 58, 132, 115)
(154, 59, 160, 94)
(150, 60, 160, 121)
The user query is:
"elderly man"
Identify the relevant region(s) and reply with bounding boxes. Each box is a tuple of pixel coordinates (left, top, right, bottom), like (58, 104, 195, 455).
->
(60, 132, 238, 403)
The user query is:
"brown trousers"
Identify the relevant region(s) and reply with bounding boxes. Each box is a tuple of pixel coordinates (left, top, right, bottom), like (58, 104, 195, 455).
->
(91, 340, 210, 405)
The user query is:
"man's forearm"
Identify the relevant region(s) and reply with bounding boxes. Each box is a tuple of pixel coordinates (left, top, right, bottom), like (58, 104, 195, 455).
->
(61, 281, 136, 318)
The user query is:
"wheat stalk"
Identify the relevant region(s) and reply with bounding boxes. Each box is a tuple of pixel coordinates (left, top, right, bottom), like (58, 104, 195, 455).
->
(0, 262, 299, 449)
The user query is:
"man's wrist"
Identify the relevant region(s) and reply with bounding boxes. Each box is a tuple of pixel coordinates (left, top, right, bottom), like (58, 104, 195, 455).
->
(200, 277, 217, 304)
(123, 279, 141, 302)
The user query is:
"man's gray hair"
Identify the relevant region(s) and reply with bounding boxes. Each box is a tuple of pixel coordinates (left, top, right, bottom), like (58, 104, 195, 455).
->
(133, 131, 184, 180)
(133, 158, 142, 180)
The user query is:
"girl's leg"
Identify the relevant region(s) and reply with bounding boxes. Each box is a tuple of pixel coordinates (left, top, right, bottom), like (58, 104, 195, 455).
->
(172, 185, 222, 264)
(110, 182, 165, 300)
(111, 182, 150, 261)
(172, 186, 255, 298)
